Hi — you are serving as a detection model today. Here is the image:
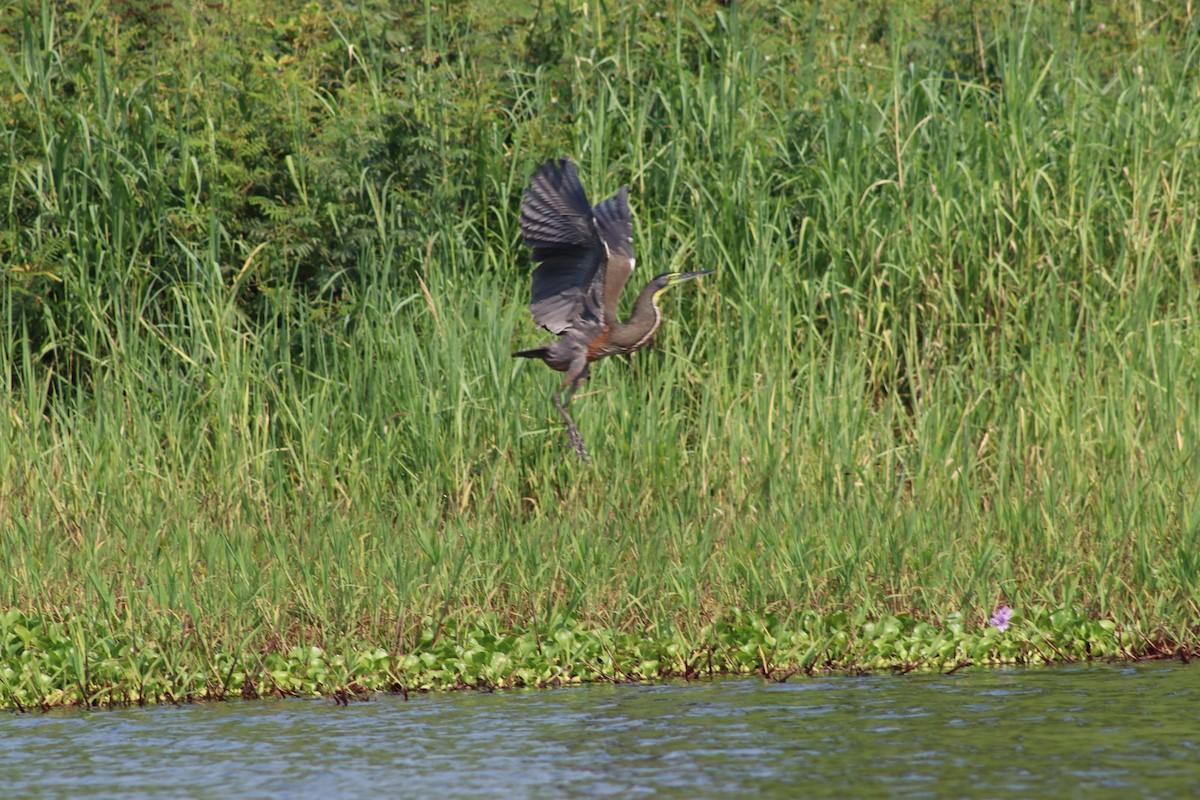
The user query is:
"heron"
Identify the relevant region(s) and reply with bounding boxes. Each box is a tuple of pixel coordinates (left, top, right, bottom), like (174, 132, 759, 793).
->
(513, 157, 712, 462)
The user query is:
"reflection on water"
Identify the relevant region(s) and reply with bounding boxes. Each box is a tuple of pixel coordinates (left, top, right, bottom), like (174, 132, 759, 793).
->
(1, 662, 1197, 798)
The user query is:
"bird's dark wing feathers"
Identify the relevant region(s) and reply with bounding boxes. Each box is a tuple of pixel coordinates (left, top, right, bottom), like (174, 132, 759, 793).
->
(591, 185, 634, 260)
(520, 159, 636, 336)
(520, 159, 605, 335)
(520, 159, 595, 251)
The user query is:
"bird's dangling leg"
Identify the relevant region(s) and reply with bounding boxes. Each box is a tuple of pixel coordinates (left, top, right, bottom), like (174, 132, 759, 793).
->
(554, 382, 589, 462)
(553, 364, 590, 463)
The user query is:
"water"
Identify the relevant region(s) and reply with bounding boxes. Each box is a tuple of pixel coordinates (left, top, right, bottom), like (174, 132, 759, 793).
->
(2, 661, 1196, 799)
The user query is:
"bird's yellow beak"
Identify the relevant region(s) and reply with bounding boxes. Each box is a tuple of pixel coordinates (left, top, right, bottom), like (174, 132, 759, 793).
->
(673, 269, 714, 283)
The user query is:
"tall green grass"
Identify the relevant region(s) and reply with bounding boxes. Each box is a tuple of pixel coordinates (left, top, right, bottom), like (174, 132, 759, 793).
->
(1, 1, 1198, 704)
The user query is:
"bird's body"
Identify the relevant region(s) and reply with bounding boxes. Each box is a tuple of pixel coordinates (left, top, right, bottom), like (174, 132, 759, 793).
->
(512, 277, 668, 366)
(513, 158, 712, 461)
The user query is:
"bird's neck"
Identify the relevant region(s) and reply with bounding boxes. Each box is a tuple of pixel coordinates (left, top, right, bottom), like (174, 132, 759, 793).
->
(609, 283, 665, 351)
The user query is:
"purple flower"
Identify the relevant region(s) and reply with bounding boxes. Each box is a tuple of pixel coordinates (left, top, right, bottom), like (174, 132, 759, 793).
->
(988, 606, 1012, 633)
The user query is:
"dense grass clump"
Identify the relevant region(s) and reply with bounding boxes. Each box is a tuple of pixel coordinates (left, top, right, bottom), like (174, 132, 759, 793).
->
(1, 1, 1198, 707)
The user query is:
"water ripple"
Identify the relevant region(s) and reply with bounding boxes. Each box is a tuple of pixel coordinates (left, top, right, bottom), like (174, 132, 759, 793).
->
(1, 661, 1196, 798)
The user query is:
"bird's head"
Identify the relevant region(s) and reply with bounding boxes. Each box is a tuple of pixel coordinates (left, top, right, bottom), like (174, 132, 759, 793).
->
(649, 269, 714, 297)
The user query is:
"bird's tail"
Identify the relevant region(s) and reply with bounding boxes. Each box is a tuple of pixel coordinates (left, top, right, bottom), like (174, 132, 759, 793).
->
(512, 347, 550, 359)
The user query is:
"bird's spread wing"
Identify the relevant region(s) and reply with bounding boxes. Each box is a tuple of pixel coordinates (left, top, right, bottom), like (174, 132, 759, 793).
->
(520, 159, 606, 335)
(590, 186, 635, 320)
(591, 186, 633, 260)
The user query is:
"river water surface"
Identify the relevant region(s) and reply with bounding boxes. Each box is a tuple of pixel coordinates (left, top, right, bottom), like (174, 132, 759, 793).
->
(2, 661, 1196, 798)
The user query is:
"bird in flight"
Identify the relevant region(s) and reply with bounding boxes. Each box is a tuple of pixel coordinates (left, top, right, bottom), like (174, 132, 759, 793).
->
(513, 158, 712, 462)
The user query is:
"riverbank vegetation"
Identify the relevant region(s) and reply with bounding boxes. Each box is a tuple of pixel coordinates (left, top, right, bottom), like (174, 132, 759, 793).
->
(2, 0, 1198, 708)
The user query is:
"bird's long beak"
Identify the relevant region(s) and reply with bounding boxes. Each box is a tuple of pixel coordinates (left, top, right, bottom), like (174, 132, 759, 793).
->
(675, 269, 714, 282)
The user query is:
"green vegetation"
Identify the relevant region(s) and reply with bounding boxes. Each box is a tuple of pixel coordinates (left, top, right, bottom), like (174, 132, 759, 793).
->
(0, 606, 1134, 709)
(1, 0, 1198, 708)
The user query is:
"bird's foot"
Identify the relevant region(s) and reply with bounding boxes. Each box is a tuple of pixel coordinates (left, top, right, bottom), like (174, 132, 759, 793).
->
(566, 426, 591, 463)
